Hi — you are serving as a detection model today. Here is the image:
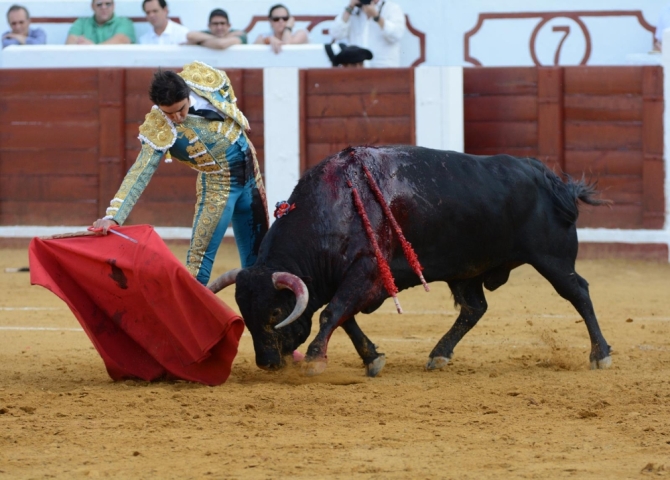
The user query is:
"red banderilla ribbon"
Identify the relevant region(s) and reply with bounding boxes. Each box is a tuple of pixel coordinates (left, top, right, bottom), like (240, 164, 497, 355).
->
(361, 164, 429, 292)
(348, 179, 402, 314)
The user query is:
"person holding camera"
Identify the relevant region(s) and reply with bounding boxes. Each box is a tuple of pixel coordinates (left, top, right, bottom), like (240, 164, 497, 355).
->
(330, 0, 405, 67)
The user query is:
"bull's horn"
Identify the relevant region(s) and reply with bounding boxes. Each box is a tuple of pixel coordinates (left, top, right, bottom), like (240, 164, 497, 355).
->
(272, 272, 309, 329)
(207, 268, 241, 293)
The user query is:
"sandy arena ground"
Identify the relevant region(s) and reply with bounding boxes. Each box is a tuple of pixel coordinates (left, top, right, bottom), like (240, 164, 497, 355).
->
(1, 242, 670, 479)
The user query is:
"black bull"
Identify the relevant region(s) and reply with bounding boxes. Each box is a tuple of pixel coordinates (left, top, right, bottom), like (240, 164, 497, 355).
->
(210, 145, 612, 377)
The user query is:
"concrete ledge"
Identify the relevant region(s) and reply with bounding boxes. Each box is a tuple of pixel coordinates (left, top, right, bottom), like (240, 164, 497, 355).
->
(2, 226, 669, 261)
(0, 44, 331, 69)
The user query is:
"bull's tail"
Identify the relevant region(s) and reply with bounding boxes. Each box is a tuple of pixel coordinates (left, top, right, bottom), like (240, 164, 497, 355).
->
(530, 159, 611, 225)
(567, 176, 612, 207)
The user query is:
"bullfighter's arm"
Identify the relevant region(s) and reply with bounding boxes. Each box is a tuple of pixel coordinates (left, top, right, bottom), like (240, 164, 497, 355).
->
(103, 143, 163, 225)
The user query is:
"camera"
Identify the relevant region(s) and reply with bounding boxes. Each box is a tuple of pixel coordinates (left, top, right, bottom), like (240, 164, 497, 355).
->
(357, 0, 373, 5)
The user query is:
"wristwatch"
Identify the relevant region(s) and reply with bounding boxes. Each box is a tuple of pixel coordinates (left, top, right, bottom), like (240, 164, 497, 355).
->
(373, 14, 381, 22)
(345, 6, 354, 14)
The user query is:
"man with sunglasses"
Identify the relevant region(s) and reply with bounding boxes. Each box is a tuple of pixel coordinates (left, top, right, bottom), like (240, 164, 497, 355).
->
(186, 8, 247, 49)
(331, 0, 405, 67)
(66, 0, 135, 44)
(92, 61, 268, 286)
(253, 4, 308, 54)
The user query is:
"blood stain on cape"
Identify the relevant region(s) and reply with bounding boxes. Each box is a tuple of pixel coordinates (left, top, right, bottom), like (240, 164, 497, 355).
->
(107, 259, 128, 289)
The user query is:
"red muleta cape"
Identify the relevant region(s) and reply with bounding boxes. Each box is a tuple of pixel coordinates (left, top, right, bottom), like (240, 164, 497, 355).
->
(29, 225, 244, 386)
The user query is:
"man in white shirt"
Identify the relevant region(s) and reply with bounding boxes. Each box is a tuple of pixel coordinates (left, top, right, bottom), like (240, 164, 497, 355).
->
(330, 0, 406, 67)
(139, 0, 189, 45)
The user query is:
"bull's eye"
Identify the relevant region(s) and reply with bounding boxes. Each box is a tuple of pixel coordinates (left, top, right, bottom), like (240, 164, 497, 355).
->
(271, 308, 282, 320)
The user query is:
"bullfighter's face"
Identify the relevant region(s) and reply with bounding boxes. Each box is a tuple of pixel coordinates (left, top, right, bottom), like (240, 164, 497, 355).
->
(158, 97, 190, 124)
(235, 268, 311, 370)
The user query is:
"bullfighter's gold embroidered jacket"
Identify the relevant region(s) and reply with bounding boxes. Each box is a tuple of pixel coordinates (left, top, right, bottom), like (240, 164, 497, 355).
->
(104, 61, 264, 225)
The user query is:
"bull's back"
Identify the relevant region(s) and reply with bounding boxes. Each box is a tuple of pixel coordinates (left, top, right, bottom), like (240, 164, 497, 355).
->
(270, 146, 566, 282)
(384, 147, 536, 223)
(361, 147, 559, 279)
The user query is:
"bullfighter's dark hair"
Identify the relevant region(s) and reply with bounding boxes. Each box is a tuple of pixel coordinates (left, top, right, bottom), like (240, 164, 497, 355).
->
(6, 4, 30, 20)
(268, 3, 290, 17)
(209, 8, 229, 23)
(142, 0, 167, 10)
(149, 69, 190, 106)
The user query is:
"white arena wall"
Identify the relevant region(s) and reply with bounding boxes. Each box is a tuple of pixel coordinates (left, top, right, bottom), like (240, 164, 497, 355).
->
(0, 0, 669, 258)
(0, 0, 666, 67)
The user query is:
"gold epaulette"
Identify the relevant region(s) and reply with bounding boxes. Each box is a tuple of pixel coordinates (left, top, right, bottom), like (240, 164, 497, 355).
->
(179, 61, 227, 92)
(138, 107, 177, 151)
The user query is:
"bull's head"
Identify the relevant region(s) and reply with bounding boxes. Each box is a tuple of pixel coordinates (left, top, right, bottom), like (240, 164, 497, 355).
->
(209, 267, 311, 370)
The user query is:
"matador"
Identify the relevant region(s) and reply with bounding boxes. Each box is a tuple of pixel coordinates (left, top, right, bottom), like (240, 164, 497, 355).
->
(93, 61, 268, 285)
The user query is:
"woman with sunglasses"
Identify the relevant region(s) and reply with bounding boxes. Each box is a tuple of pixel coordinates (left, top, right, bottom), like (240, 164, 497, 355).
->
(254, 3, 307, 54)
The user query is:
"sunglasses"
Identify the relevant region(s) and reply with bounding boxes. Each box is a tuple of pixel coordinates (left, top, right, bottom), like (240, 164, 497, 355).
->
(271, 16, 289, 22)
(95, 2, 113, 7)
(209, 21, 229, 26)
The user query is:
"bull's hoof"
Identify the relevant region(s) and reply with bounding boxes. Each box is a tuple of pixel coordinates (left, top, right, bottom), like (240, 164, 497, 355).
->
(425, 356, 451, 371)
(365, 354, 386, 377)
(590, 356, 612, 370)
(301, 359, 327, 376)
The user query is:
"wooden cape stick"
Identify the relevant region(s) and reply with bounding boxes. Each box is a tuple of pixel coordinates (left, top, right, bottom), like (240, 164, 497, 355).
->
(5, 231, 98, 273)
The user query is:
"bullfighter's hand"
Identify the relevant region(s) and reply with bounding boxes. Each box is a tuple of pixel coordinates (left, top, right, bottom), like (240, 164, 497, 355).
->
(92, 218, 118, 234)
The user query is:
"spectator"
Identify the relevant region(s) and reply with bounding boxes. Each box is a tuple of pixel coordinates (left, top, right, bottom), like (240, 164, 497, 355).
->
(654, 4, 670, 51)
(331, 0, 405, 67)
(65, 0, 135, 45)
(2, 4, 46, 48)
(253, 3, 308, 54)
(92, 62, 268, 285)
(139, 0, 189, 45)
(186, 8, 246, 49)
